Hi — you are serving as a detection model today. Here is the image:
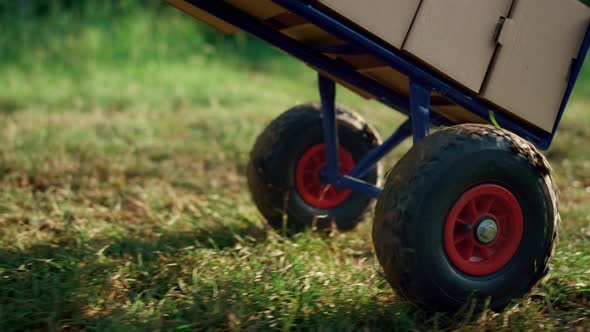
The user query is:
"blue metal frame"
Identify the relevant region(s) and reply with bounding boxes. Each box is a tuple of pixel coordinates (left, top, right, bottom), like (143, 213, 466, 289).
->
(348, 119, 412, 179)
(183, 0, 590, 198)
(317, 74, 411, 197)
(409, 81, 431, 143)
(552, 24, 590, 136)
(318, 75, 340, 184)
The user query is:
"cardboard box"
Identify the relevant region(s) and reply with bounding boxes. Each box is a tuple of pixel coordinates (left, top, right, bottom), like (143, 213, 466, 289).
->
(481, 0, 590, 132)
(318, 0, 421, 48)
(403, 0, 513, 92)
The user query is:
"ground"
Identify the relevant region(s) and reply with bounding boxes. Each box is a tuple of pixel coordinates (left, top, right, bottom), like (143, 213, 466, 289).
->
(0, 9, 589, 331)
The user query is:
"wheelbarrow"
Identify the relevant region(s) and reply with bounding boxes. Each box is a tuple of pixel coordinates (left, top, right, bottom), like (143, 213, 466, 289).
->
(165, 0, 590, 311)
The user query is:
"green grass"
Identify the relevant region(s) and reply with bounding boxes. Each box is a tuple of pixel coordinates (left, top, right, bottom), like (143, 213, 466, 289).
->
(1, 5, 590, 331)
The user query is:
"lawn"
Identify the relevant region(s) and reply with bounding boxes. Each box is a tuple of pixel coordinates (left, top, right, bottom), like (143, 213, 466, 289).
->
(0, 4, 589, 331)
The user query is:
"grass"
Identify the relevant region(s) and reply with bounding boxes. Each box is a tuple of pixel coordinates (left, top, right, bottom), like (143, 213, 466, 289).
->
(1, 4, 590, 331)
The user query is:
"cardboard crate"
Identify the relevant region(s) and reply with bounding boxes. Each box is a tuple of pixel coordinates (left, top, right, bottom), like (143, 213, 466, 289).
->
(403, 0, 513, 92)
(318, 0, 421, 49)
(481, 0, 590, 132)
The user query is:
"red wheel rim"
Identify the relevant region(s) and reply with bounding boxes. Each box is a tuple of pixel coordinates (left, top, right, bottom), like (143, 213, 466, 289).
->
(444, 184, 524, 276)
(295, 143, 355, 209)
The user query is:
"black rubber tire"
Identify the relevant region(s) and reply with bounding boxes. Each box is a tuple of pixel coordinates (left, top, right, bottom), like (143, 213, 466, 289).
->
(247, 103, 382, 233)
(373, 124, 559, 312)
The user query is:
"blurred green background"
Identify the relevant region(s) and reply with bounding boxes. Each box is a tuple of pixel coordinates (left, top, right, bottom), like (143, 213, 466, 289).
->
(2, 0, 590, 113)
(0, 0, 307, 113)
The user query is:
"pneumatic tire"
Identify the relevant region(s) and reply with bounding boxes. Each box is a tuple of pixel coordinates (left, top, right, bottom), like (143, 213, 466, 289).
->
(247, 103, 382, 234)
(373, 124, 559, 312)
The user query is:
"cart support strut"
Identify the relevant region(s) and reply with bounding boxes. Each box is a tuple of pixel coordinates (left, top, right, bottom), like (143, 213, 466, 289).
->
(319, 75, 340, 183)
(410, 81, 431, 143)
(348, 119, 412, 179)
(318, 75, 414, 198)
(319, 77, 430, 197)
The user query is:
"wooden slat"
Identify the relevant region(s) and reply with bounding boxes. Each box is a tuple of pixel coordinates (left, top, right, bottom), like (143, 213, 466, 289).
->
(359, 66, 410, 97)
(270, 12, 308, 28)
(224, 0, 286, 20)
(432, 105, 486, 124)
(165, 0, 239, 34)
(281, 23, 343, 46)
(338, 55, 387, 70)
(310, 66, 374, 100)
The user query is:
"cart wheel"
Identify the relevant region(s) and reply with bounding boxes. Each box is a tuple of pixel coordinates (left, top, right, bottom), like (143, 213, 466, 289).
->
(373, 124, 559, 311)
(247, 103, 382, 233)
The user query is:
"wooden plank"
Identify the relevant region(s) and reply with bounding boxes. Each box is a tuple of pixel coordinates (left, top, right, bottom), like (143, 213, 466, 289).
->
(310, 66, 374, 100)
(359, 66, 410, 97)
(224, 0, 286, 20)
(355, 63, 454, 105)
(432, 105, 486, 124)
(339, 55, 386, 69)
(165, 0, 239, 34)
(281, 23, 342, 46)
(270, 12, 308, 28)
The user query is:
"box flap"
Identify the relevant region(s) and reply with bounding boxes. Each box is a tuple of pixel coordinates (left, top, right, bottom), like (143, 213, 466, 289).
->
(496, 18, 516, 46)
(481, 0, 590, 132)
(403, 0, 514, 92)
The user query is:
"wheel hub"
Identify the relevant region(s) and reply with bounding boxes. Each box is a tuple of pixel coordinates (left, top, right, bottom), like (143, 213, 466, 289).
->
(444, 184, 524, 276)
(475, 218, 498, 244)
(295, 143, 355, 209)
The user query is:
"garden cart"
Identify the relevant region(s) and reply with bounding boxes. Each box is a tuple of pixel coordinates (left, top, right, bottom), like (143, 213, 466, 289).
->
(165, 0, 590, 311)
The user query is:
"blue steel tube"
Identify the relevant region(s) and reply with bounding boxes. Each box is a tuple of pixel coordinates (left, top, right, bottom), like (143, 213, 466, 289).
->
(318, 75, 340, 182)
(337, 175, 382, 198)
(348, 119, 412, 179)
(409, 81, 431, 143)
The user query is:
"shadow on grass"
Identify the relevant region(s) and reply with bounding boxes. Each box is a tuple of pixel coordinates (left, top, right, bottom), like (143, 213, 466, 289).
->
(0, 97, 22, 114)
(0, 220, 268, 331)
(0, 221, 478, 331)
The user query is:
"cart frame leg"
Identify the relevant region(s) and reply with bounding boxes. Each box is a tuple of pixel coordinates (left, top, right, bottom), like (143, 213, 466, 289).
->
(318, 75, 418, 198)
(409, 80, 431, 143)
(319, 75, 340, 184)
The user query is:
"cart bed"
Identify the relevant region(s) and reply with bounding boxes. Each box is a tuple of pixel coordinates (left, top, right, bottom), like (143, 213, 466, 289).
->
(166, 0, 590, 150)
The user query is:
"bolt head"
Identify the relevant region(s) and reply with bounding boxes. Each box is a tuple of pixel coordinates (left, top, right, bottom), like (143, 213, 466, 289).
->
(476, 219, 498, 244)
